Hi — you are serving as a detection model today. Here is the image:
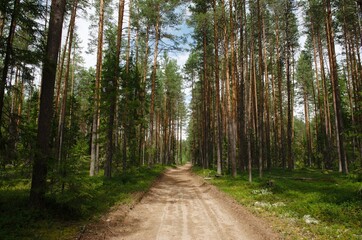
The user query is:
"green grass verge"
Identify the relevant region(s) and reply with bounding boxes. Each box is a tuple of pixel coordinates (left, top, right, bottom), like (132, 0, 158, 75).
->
(193, 167, 362, 239)
(0, 165, 166, 240)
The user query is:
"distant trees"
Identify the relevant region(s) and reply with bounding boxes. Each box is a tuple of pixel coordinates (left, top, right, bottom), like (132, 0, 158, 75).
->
(0, 0, 360, 208)
(0, 0, 44, 163)
(0, 0, 187, 208)
(187, 0, 362, 178)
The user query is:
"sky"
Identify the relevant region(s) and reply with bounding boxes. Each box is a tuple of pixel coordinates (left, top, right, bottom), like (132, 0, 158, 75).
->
(74, 1, 326, 122)
(76, 1, 193, 71)
(75, 1, 193, 139)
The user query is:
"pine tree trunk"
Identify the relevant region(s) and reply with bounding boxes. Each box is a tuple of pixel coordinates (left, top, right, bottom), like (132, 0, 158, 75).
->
(262, 12, 271, 170)
(247, 56, 253, 182)
(149, 4, 160, 164)
(257, 0, 264, 177)
(56, 0, 78, 168)
(105, 0, 125, 178)
(271, 56, 279, 166)
(55, 27, 69, 115)
(317, 32, 332, 168)
(180, 115, 182, 164)
(285, 2, 293, 170)
(213, 0, 222, 175)
(275, 16, 286, 169)
(0, 11, 4, 38)
(229, 0, 237, 178)
(237, 0, 246, 173)
(125, 0, 132, 73)
(303, 86, 312, 167)
(30, 0, 66, 207)
(0, 0, 19, 138)
(90, 0, 105, 176)
(311, 20, 324, 168)
(140, 24, 149, 165)
(325, 0, 348, 173)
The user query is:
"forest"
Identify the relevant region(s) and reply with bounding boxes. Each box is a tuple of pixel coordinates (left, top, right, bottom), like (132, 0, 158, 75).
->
(187, 0, 361, 178)
(0, 0, 361, 238)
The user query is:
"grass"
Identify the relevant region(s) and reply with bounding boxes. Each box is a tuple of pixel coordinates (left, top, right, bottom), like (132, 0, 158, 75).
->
(0, 165, 166, 240)
(193, 167, 362, 239)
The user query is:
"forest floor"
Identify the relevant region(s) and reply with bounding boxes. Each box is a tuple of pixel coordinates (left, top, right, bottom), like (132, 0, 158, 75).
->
(80, 163, 279, 240)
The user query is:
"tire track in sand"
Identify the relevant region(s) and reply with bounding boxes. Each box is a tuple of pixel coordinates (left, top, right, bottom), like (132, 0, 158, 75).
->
(107, 164, 279, 240)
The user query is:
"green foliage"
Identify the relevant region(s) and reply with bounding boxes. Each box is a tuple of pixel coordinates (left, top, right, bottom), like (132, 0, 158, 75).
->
(119, 58, 143, 166)
(193, 167, 362, 239)
(0, 165, 166, 239)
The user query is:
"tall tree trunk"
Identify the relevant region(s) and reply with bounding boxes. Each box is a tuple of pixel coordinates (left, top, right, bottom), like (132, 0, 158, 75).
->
(30, 0, 66, 207)
(56, 0, 78, 168)
(0, 11, 4, 38)
(303, 85, 312, 167)
(149, 4, 160, 164)
(55, 25, 70, 115)
(275, 16, 286, 169)
(8, 68, 20, 161)
(311, 19, 324, 168)
(180, 115, 182, 164)
(257, 0, 264, 177)
(271, 54, 278, 166)
(262, 12, 271, 170)
(140, 24, 149, 166)
(317, 32, 332, 168)
(325, 0, 348, 173)
(201, 6, 210, 169)
(213, 0, 222, 175)
(0, 0, 20, 138)
(229, 0, 237, 177)
(105, 0, 125, 178)
(125, 0, 132, 73)
(237, 0, 246, 173)
(90, 0, 105, 176)
(247, 53, 253, 182)
(285, 1, 293, 170)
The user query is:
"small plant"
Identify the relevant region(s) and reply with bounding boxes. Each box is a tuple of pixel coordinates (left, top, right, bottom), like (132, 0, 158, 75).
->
(194, 167, 362, 239)
(254, 201, 286, 209)
(303, 215, 319, 224)
(251, 188, 273, 195)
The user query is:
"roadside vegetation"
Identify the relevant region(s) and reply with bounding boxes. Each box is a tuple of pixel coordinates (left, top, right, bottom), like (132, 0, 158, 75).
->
(194, 167, 362, 239)
(0, 165, 166, 240)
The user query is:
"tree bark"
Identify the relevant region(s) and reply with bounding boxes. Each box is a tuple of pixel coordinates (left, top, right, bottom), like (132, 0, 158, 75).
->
(325, 0, 348, 173)
(213, 0, 222, 175)
(286, 2, 293, 170)
(149, 4, 160, 164)
(30, 0, 66, 207)
(257, 0, 264, 177)
(55, 24, 70, 115)
(90, 0, 105, 176)
(125, 0, 132, 73)
(56, 0, 78, 167)
(275, 16, 286, 169)
(0, 0, 20, 138)
(229, 0, 237, 177)
(105, 0, 125, 178)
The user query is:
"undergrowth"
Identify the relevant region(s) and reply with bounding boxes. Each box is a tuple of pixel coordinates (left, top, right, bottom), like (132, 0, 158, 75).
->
(0, 165, 166, 240)
(193, 167, 362, 240)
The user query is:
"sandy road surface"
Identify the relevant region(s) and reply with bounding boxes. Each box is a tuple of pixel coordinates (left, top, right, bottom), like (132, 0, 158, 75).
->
(82, 164, 279, 240)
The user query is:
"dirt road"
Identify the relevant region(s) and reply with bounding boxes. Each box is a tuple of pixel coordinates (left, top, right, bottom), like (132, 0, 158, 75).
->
(82, 164, 279, 240)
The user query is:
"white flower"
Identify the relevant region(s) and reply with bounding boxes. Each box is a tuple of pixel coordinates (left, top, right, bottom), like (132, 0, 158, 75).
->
(303, 215, 319, 224)
(251, 188, 273, 195)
